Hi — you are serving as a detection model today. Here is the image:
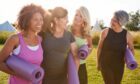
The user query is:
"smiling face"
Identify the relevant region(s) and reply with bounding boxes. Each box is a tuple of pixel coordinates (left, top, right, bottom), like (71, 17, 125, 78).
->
(73, 10, 84, 26)
(110, 16, 120, 28)
(56, 16, 68, 30)
(28, 12, 43, 33)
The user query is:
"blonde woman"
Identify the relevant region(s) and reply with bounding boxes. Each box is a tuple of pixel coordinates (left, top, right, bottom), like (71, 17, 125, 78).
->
(68, 6, 93, 84)
(41, 7, 80, 84)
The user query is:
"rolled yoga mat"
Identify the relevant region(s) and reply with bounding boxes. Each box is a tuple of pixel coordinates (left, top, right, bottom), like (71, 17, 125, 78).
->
(125, 48, 138, 70)
(6, 55, 44, 83)
(68, 53, 80, 84)
(78, 45, 89, 60)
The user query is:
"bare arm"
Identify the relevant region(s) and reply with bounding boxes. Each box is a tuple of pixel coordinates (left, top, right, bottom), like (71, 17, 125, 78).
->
(96, 28, 109, 70)
(70, 42, 80, 70)
(86, 35, 93, 53)
(127, 32, 134, 55)
(0, 34, 18, 75)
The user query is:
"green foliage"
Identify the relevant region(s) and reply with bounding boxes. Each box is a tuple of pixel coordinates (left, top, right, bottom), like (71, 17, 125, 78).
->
(0, 45, 140, 84)
(98, 20, 105, 29)
(125, 10, 140, 31)
(91, 32, 100, 45)
(87, 47, 140, 84)
(130, 32, 140, 48)
(0, 31, 15, 44)
(91, 31, 140, 47)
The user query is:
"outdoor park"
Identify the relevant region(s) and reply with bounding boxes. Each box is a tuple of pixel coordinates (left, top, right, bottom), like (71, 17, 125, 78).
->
(0, 0, 140, 84)
(0, 11, 140, 83)
(0, 31, 140, 84)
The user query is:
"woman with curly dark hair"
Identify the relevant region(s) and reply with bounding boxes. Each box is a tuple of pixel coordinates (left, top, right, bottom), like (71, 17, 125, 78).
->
(0, 4, 45, 84)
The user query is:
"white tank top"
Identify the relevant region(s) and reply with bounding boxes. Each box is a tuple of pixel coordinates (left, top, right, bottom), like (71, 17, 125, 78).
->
(13, 45, 39, 55)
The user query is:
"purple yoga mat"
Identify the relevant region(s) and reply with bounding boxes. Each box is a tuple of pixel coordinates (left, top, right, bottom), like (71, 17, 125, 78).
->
(68, 53, 80, 84)
(78, 45, 89, 60)
(6, 55, 44, 83)
(125, 48, 138, 70)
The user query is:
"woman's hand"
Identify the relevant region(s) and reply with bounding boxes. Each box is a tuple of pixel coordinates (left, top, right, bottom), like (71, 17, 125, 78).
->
(0, 63, 17, 75)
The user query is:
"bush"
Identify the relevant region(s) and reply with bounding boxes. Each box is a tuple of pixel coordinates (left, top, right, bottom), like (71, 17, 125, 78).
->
(91, 31, 140, 47)
(130, 31, 140, 48)
(0, 31, 15, 44)
(91, 32, 100, 45)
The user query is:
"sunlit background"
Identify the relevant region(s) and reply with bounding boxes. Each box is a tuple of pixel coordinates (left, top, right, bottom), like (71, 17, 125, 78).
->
(0, 0, 140, 27)
(0, 1, 140, 84)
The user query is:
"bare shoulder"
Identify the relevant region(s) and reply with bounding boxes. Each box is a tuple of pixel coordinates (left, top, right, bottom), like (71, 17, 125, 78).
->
(126, 31, 133, 41)
(101, 28, 110, 39)
(6, 34, 19, 45)
(9, 34, 19, 41)
(127, 31, 133, 37)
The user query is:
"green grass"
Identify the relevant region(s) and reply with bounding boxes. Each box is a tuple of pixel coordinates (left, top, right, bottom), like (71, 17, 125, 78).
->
(0, 45, 8, 84)
(0, 45, 140, 84)
(0, 31, 14, 44)
(0, 44, 3, 49)
(87, 45, 140, 84)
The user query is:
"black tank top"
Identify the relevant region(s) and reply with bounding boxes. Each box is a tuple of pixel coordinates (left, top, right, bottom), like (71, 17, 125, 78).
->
(100, 28, 127, 65)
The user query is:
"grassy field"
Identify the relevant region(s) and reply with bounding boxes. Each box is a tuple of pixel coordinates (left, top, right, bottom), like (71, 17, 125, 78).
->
(0, 45, 3, 48)
(87, 46, 140, 84)
(0, 45, 140, 84)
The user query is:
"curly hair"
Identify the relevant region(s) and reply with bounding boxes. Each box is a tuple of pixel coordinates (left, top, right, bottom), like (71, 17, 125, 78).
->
(16, 4, 45, 31)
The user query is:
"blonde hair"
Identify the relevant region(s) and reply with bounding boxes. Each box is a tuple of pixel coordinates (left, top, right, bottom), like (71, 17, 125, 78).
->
(74, 6, 91, 37)
(43, 7, 68, 34)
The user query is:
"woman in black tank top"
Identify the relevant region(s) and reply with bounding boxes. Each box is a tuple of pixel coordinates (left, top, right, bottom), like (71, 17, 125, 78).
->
(97, 10, 134, 84)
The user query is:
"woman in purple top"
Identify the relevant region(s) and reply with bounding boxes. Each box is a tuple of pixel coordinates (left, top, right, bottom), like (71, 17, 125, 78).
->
(0, 4, 45, 84)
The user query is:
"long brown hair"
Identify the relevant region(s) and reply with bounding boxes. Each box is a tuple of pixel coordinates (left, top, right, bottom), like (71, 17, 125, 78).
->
(43, 7, 68, 34)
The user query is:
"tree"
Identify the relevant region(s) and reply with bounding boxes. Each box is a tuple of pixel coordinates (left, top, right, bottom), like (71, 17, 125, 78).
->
(125, 10, 140, 31)
(98, 20, 105, 29)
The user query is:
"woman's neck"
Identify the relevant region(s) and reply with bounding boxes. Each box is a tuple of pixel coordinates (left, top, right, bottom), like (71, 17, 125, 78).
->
(53, 26, 64, 38)
(22, 30, 37, 39)
(112, 26, 123, 33)
(72, 24, 82, 37)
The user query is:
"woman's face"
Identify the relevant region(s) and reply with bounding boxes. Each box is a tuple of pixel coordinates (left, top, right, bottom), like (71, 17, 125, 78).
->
(29, 12, 44, 33)
(57, 16, 68, 29)
(110, 16, 120, 28)
(73, 10, 84, 26)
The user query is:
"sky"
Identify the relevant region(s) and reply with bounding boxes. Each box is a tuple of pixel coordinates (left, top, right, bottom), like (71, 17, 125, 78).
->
(0, 0, 140, 26)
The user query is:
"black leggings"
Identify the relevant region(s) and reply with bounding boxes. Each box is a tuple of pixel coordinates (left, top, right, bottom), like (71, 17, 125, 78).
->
(78, 63, 88, 84)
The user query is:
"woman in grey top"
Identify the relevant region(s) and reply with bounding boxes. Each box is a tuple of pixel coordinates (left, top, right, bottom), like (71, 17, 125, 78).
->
(41, 7, 80, 84)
